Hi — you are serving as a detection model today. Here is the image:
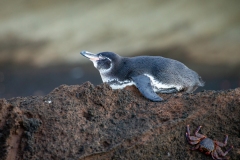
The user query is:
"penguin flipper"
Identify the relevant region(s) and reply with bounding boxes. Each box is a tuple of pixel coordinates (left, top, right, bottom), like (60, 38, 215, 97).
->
(131, 75, 163, 102)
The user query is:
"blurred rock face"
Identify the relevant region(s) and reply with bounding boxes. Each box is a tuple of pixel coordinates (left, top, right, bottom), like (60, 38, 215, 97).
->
(0, 0, 240, 67)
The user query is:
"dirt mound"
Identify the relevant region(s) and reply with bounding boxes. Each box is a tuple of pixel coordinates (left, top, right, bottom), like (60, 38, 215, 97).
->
(0, 82, 240, 160)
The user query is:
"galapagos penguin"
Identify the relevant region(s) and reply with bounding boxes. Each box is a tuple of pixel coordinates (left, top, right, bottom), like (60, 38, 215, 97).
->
(80, 51, 204, 102)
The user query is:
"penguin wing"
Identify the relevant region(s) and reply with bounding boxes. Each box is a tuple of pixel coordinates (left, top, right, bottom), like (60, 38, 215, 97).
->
(131, 75, 163, 102)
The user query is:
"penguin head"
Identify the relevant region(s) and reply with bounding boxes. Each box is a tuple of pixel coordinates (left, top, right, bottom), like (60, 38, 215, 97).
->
(80, 51, 120, 73)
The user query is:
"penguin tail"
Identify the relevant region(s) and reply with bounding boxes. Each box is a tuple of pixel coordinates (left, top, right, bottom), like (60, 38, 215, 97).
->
(198, 76, 205, 87)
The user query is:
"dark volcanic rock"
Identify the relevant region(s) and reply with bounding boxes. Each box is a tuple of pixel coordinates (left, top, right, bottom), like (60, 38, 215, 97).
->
(0, 82, 240, 160)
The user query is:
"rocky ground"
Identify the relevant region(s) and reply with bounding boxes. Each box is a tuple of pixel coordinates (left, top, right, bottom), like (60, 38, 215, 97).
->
(0, 82, 239, 160)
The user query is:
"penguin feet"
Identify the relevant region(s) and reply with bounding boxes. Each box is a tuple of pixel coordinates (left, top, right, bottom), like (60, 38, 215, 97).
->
(156, 88, 178, 94)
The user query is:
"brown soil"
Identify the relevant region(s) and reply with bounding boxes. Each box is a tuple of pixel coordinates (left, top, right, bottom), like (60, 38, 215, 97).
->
(0, 82, 240, 160)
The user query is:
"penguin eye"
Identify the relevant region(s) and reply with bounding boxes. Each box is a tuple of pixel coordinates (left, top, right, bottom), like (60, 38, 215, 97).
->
(99, 54, 105, 59)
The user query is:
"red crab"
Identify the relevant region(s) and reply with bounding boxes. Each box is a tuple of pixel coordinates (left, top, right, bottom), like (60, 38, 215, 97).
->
(186, 125, 233, 160)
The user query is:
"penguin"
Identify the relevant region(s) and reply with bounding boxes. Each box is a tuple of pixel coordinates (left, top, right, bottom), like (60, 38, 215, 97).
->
(80, 51, 204, 102)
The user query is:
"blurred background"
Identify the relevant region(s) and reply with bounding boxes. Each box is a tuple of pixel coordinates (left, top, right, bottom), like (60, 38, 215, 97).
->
(0, 0, 240, 99)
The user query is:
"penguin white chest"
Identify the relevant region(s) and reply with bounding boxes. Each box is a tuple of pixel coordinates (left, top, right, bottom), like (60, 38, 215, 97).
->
(100, 74, 135, 89)
(110, 80, 135, 89)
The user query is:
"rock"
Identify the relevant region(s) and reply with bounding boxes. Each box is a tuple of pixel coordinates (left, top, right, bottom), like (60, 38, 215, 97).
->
(0, 82, 240, 160)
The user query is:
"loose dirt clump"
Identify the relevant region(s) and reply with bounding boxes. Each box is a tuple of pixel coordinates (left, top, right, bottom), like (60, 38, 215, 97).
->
(0, 82, 240, 160)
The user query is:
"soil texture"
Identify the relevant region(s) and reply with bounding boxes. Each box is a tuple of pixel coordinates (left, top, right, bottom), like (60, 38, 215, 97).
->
(0, 82, 240, 160)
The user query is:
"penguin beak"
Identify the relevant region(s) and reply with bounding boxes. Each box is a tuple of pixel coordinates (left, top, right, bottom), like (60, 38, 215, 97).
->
(80, 51, 100, 61)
